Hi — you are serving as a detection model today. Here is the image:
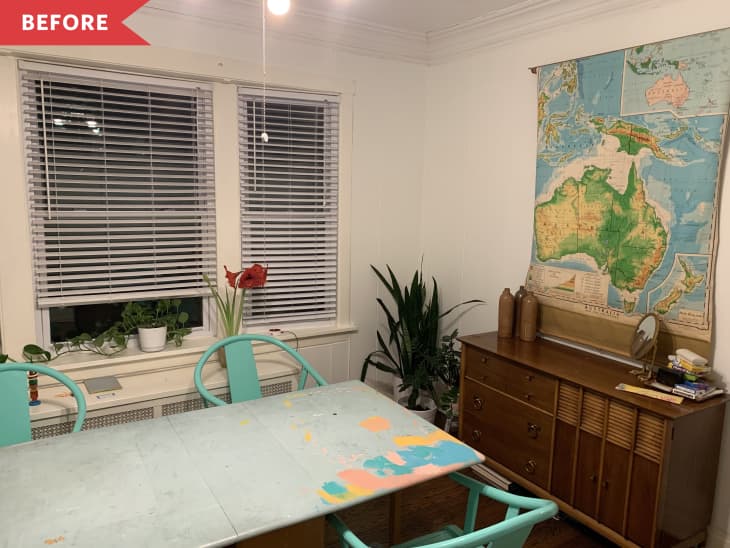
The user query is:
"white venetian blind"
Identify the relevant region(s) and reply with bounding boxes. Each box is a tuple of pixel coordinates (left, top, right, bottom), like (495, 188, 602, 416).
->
(20, 64, 217, 307)
(238, 88, 339, 325)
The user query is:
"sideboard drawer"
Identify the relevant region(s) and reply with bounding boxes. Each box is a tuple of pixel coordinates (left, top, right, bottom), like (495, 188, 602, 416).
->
(464, 347, 556, 413)
(462, 379, 553, 489)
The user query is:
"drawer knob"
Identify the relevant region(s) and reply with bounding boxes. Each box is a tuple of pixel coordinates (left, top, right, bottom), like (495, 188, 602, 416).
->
(480, 356, 488, 364)
(471, 429, 482, 442)
(524, 393, 533, 401)
(472, 396, 483, 410)
(602, 480, 609, 488)
(525, 374, 534, 381)
(524, 460, 537, 474)
(527, 422, 541, 439)
(589, 474, 597, 483)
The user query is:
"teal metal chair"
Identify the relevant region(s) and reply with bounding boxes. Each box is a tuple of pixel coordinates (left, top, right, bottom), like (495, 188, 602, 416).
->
(194, 334, 328, 406)
(0, 363, 87, 447)
(327, 472, 558, 548)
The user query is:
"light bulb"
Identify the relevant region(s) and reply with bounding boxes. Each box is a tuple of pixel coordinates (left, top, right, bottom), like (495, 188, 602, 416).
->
(267, 0, 290, 15)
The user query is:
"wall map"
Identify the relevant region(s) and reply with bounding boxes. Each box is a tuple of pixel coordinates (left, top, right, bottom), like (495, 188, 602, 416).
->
(528, 29, 730, 342)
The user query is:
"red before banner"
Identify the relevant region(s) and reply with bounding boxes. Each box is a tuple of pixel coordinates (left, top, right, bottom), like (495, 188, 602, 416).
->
(0, 0, 149, 45)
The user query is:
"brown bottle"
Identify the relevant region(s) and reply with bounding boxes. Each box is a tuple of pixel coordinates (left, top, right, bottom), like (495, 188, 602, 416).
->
(498, 288, 514, 338)
(519, 291, 538, 342)
(513, 285, 527, 336)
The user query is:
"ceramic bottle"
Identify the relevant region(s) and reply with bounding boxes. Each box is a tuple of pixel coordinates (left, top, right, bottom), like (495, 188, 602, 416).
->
(513, 285, 527, 336)
(519, 291, 538, 342)
(498, 288, 514, 338)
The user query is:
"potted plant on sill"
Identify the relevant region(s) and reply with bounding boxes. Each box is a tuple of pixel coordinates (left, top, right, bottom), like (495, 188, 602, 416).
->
(121, 299, 191, 352)
(360, 263, 482, 422)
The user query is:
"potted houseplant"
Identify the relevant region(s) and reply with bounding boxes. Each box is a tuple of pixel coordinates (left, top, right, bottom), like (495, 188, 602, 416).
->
(203, 264, 268, 366)
(360, 264, 482, 420)
(121, 300, 191, 352)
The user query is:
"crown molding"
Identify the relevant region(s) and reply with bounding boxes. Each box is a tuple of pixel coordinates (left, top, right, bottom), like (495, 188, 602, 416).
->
(140, 0, 658, 66)
(141, 0, 429, 64)
(426, 0, 662, 65)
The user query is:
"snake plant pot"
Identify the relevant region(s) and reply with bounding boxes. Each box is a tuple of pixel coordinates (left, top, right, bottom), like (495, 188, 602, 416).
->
(137, 326, 167, 352)
(398, 396, 437, 424)
(392, 375, 411, 400)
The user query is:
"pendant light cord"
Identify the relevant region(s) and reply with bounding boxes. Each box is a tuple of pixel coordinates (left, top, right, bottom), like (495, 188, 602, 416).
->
(261, 0, 267, 141)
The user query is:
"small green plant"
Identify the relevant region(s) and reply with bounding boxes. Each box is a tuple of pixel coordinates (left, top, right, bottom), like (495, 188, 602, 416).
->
(2, 324, 129, 364)
(121, 299, 191, 347)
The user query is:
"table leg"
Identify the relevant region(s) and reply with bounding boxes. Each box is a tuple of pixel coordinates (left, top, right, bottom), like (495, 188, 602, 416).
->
(389, 491, 403, 545)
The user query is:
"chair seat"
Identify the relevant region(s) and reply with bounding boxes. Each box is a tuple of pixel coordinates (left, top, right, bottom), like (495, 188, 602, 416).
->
(392, 525, 467, 548)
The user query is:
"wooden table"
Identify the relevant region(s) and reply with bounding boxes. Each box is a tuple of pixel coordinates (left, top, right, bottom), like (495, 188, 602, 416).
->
(0, 380, 483, 547)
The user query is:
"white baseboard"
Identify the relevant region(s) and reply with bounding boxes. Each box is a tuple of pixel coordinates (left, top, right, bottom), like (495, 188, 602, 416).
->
(706, 526, 730, 548)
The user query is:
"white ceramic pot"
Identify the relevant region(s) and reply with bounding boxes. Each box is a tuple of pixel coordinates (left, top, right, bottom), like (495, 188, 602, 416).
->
(398, 396, 437, 424)
(137, 326, 167, 352)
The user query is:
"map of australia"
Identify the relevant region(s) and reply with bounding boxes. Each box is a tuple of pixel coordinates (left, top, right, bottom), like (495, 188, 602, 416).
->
(528, 29, 730, 340)
(534, 163, 667, 308)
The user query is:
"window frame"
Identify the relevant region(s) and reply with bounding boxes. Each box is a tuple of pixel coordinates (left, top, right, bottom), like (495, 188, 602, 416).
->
(237, 86, 342, 329)
(19, 61, 218, 346)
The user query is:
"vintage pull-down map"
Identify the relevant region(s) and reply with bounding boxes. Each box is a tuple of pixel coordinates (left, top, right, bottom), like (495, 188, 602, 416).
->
(528, 30, 730, 344)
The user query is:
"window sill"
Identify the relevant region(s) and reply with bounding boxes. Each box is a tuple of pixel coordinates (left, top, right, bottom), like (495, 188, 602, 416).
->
(28, 323, 357, 423)
(40, 323, 357, 381)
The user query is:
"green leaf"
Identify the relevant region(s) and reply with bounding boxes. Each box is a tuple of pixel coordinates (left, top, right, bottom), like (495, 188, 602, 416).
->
(0, 354, 9, 363)
(178, 311, 189, 324)
(23, 344, 51, 362)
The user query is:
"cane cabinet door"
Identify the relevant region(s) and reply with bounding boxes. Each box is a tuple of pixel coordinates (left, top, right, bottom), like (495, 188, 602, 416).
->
(626, 412, 664, 547)
(597, 401, 634, 533)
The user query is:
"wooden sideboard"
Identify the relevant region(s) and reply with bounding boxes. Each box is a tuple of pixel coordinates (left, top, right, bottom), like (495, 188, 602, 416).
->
(458, 332, 728, 548)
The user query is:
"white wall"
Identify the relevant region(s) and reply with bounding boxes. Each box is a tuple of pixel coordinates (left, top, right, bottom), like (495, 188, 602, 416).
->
(421, 0, 730, 545)
(129, 8, 431, 385)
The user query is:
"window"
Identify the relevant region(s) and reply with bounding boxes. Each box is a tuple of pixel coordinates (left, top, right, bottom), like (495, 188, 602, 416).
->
(20, 63, 216, 342)
(238, 89, 339, 327)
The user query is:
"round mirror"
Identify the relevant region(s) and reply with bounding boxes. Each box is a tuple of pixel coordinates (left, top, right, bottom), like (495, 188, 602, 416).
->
(630, 313, 659, 360)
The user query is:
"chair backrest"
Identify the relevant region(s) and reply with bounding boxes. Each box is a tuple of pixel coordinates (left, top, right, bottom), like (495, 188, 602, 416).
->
(194, 334, 328, 406)
(0, 363, 87, 447)
(445, 472, 558, 548)
(327, 471, 557, 548)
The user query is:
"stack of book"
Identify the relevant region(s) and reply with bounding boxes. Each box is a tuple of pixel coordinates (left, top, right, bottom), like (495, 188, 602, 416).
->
(471, 463, 511, 490)
(671, 381, 725, 401)
(667, 348, 711, 378)
(665, 348, 725, 401)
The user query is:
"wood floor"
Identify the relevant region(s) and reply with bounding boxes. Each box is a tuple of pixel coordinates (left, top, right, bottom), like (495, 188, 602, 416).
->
(324, 473, 617, 547)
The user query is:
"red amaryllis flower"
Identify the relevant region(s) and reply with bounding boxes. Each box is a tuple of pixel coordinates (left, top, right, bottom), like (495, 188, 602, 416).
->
(224, 266, 242, 288)
(239, 264, 268, 288)
(204, 264, 269, 337)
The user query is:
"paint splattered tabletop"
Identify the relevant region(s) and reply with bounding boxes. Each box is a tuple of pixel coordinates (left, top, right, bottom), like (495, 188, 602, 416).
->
(0, 380, 483, 547)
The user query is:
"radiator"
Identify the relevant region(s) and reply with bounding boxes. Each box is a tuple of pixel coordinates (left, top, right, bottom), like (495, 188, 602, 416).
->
(31, 376, 296, 440)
